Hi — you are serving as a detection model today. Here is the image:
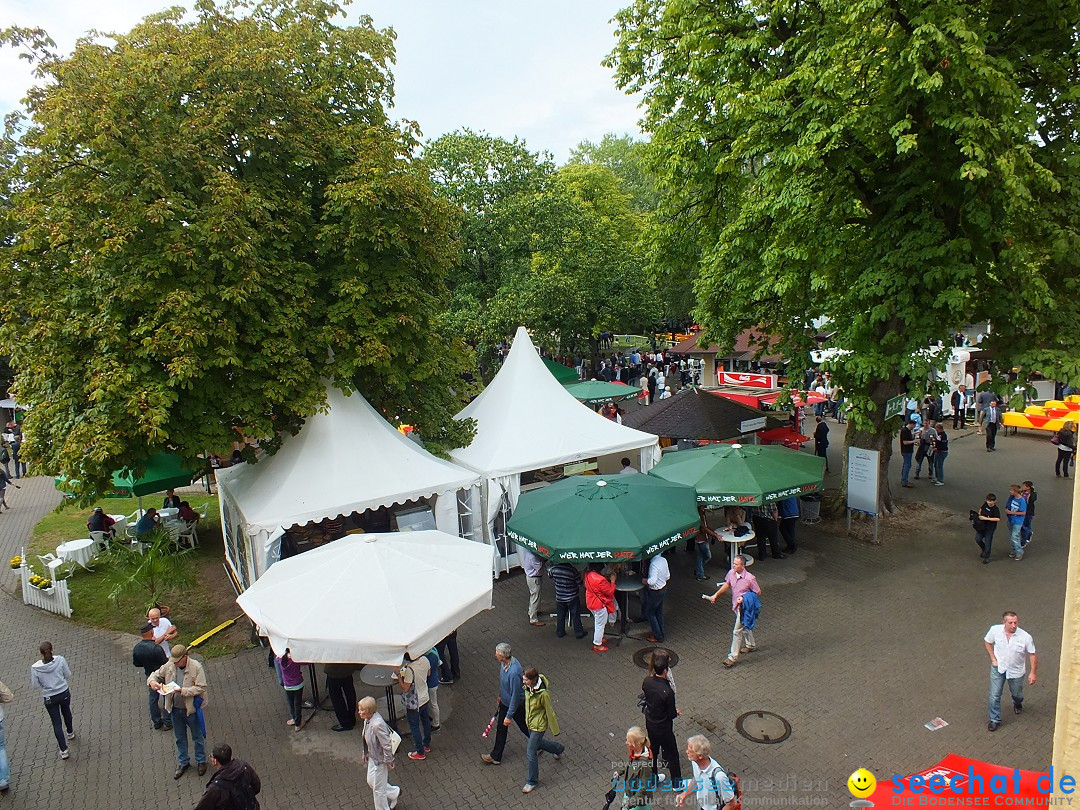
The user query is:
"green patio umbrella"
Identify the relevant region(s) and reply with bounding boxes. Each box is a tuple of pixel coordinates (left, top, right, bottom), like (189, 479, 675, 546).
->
(648, 442, 825, 506)
(543, 357, 579, 384)
(563, 380, 641, 404)
(506, 474, 700, 563)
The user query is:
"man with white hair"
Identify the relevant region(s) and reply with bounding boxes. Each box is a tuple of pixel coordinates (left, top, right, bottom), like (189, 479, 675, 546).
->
(359, 696, 400, 810)
(480, 643, 528, 765)
(674, 735, 737, 810)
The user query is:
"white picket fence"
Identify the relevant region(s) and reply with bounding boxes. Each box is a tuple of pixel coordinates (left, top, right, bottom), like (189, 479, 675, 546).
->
(18, 551, 72, 618)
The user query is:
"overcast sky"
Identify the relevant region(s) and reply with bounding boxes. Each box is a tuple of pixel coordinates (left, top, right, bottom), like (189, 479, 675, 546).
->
(0, 0, 644, 161)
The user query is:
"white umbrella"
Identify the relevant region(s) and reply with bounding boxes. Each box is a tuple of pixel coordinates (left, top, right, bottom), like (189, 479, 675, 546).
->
(236, 530, 494, 665)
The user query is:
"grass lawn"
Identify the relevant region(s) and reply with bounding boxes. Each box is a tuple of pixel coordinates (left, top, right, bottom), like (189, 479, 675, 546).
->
(25, 493, 254, 657)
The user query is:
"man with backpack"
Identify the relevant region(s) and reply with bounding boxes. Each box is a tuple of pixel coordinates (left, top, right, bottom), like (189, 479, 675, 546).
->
(193, 742, 261, 810)
(674, 734, 738, 810)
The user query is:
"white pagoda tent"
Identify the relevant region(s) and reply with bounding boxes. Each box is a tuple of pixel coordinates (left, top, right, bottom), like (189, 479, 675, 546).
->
(451, 327, 660, 572)
(217, 386, 479, 588)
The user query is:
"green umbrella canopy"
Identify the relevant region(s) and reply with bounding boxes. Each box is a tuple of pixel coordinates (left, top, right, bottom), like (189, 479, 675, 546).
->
(111, 452, 198, 497)
(648, 443, 825, 507)
(506, 474, 700, 563)
(543, 357, 579, 384)
(563, 380, 641, 404)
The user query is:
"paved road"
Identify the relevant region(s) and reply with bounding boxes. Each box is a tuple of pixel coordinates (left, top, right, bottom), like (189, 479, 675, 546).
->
(0, 423, 1072, 809)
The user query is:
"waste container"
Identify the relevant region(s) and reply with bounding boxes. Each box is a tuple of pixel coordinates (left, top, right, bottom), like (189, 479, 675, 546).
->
(800, 492, 822, 524)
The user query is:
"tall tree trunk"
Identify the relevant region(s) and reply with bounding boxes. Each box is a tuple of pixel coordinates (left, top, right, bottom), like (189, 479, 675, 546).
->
(838, 371, 903, 516)
(589, 335, 600, 379)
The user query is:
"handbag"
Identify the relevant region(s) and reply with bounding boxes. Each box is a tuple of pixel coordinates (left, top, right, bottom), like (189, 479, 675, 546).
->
(387, 727, 402, 756)
(1051, 434, 1061, 446)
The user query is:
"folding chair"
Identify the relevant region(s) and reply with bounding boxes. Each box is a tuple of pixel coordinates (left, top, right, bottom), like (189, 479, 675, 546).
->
(37, 553, 68, 581)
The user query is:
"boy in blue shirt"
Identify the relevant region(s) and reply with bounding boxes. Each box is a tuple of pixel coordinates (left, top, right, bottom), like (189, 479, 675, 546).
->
(1005, 485, 1028, 561)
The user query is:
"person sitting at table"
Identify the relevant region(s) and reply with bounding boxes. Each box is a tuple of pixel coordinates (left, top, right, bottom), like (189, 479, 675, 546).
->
(87, 506, 117, 538)
(177, 501, 199, 524)
(724, 506, 751, 534)
(162, 489, 182, 510)
(135, 508, 161, 538)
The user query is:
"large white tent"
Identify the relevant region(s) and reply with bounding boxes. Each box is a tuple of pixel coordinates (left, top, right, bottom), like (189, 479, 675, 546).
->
(217, 386, 480, 588)
(236, 531, 494, 665)
(450, 327, 660, 572)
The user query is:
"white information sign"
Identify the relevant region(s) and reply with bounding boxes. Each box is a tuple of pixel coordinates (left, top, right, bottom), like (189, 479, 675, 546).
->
(739, 417, 768, 433)
(846, 447, 879, 515)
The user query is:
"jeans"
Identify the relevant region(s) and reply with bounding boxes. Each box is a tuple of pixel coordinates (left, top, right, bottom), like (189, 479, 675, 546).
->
(44, 690, 73, 751)
(489, 701, 529, 761)
(643, 588, 666, 641)
(555, 597, 584, 638)
(915, 451, 928, 478)
(729, 610, 757, 660)
(326, 674, 357, 728)
(436, 631, 460, 680)
(591, 607, 610, 646)
(285, 686, 305, 726)
(367, 758, 400, 810)
(406, 702, 431, 754)
(147, 685, 164, 728)
(645, 719, 683, 787)
(0, 714, 9, 788)
(1009, 523, 1024, 556)
(1020, 517, 1034, 547)
(171, 706, 206, 766)
(1057, 448, 1072, 477)
(694, 540, 711, 578)
(934, 452, 948, 483)
(975, 528, 996, 560)
(526, 575, 543, 622)
(988, 667, 1025, 724)
(526, 729, 564, 786)
(900, 453, 913, 484)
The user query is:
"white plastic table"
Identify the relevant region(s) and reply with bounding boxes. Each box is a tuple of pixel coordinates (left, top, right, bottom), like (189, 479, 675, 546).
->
(108, 514, 128, 534)
(718, 527, 756, 567)
(57, 538, 96, 571)
(159, 508, 179, 520)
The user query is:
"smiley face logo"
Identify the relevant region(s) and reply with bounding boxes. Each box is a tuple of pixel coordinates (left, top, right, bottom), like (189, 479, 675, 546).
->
(848, 768, 877, 799)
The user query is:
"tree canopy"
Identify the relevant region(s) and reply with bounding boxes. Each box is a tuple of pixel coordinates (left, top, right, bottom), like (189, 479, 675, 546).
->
(0, 0, 475, 495)
(610, 0, 1080, 508)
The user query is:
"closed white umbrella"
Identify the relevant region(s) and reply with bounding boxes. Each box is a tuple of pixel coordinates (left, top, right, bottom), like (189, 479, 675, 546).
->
(236, 530, 494, 665)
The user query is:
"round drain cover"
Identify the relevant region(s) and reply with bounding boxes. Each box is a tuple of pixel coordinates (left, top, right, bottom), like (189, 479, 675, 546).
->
(735, 711, 791, 744)
(632, 647, 680, 670)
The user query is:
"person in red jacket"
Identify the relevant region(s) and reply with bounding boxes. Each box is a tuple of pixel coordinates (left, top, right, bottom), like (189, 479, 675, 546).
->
(584, 563, 616, 653)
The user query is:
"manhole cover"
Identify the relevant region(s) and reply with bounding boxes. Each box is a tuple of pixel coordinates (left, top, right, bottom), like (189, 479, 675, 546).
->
(632, 647, 680, 670)
(735, 711, 791, 744)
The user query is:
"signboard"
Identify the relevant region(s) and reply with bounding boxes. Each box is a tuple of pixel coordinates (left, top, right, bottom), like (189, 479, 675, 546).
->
(718, 372, 777, 389)
(739, 416, 768, 433)
(846, 447, 879, 515)
(884, 395, 905, 420)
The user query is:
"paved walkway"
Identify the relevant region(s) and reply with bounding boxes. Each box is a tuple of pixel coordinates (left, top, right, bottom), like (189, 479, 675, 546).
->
(0, 424, 1071, 808)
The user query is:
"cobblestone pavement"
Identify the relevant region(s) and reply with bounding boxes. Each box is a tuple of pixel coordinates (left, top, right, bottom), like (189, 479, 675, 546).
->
(0, 424, 1072, 809)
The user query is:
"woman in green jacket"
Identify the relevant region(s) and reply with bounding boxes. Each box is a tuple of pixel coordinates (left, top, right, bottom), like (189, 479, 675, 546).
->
(619, 725, 655, 809)
(522, 667, 564, 794)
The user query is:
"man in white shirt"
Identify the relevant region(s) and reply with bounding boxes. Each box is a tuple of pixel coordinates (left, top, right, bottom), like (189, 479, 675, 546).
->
(147, 607, 178, 658)
(983, 611, 1037, 731)
(640, 553, 671, 643)
(619, 458, 639, 475)
(675, 735, 737, 810)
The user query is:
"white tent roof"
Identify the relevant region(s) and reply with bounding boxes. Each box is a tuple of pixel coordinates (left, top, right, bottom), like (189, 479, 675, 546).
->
(236, 531, 494, 664)
(450, 327, 659, 477)
(217, 387, 479, 537)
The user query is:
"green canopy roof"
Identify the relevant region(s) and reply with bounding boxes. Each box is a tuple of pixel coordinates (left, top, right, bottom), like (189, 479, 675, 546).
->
(563, 380, 641, 404)
(648, 442, 825, 506)
(111, 452, 197, 497)
(543, 357, 578, 384)
(506, 474, 700, 562)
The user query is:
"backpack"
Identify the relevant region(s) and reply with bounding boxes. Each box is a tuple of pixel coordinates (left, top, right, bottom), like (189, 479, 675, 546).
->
(212, 769, 258, 810)
(707, 763, 742, 810)
(424, 650, 441, 689)
(0, 448, 7, 464)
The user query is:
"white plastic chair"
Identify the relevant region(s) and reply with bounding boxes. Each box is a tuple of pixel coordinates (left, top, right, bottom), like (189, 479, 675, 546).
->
(197, 503, 210, 520)
(37, 553, 67, 581)
(88, 530, 109, 554)
(177, 522, 199, 550)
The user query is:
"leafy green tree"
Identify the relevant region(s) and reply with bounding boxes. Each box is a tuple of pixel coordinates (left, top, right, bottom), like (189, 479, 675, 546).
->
(610, 0, 1079, 510)
(0, 0, 474, 496)
(107, 527, 194, 611)
(491, 163, 659, 368)
(568, 133, 659, 213)
(422, 130, 553, 374)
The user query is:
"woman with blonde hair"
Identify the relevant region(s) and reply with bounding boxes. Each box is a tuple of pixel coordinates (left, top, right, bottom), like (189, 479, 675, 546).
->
(616, 725, 654, 808)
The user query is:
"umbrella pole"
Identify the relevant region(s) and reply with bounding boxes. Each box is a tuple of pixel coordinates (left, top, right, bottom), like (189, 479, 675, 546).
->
(304, 662, 327, 724)
(138, 495, 143, 517)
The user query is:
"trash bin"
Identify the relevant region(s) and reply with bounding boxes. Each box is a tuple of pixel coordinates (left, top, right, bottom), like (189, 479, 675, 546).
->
(800, 492, 822, 524)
